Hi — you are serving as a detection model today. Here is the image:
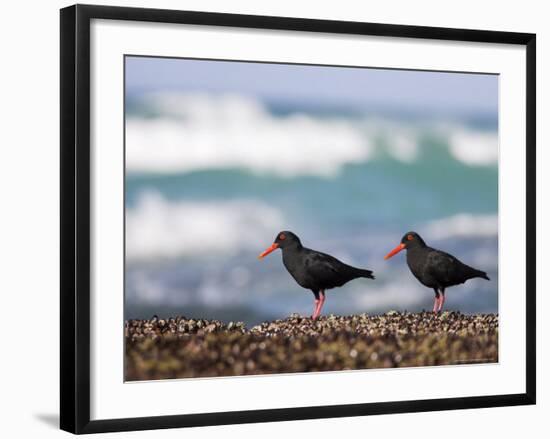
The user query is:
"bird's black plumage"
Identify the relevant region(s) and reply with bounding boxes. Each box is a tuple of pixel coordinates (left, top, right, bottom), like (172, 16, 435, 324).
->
(385, 231, 489, 312)
(259, 231, 374, 319)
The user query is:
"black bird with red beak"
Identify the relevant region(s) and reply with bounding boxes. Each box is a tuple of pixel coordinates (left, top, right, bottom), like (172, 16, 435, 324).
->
(384, 231, 490, 313)
(259, 231, 375, 320)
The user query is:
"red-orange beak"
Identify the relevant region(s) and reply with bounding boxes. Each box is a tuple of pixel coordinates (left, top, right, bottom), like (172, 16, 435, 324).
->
(258, 243, 279, 259)
(384, 243, 405, 260)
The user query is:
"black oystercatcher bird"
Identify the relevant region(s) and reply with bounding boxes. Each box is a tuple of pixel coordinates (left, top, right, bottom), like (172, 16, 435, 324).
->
(258, 231, 375, 320)
(384, 231, 490, 313)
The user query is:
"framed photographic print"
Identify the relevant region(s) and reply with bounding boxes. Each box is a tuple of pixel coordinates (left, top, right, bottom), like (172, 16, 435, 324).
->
(60, 4, 536, 434)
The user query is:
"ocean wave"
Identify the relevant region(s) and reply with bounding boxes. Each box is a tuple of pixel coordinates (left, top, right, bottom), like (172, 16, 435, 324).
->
(126, 93, 371, 178)
(448, 129, 498, 165)
(126, 192, 285, 260)
(126, 93, 497, 177)
(423, 213, 498, 240)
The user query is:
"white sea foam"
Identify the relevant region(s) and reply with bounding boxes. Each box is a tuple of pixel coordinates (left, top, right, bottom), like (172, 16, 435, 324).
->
(423, 213, 498, 240)
(448, 129, 498, 165)
(126, 93, 372, 177)
(126, 192, 285, 260)
(126, 93, 497, 177)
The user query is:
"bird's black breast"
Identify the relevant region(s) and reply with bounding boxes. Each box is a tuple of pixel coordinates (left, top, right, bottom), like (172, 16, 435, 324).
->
(406, 247, 435, 287)
(282, 248, 312, 289)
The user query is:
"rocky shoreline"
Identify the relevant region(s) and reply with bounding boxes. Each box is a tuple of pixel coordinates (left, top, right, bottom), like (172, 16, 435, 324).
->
(125, 311, 498, 381)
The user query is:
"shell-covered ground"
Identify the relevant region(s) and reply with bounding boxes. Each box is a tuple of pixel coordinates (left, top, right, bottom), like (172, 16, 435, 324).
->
(125, 312, 498, 381)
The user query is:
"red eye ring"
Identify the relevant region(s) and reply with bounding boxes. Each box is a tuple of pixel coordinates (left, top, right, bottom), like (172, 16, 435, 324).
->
(279, 233, 286, 240)
(407, 234, 413, 241)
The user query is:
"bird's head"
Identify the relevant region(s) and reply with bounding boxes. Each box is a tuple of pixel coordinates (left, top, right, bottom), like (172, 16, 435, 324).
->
(384, 231, 426, 260)
(258, 231, 301, 259)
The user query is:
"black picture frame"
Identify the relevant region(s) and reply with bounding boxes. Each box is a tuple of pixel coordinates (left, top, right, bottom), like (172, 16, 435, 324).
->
(60, 4, 536, 434)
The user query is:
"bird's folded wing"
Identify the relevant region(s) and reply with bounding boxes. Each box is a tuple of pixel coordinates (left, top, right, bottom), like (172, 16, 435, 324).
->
(303, 252, 351, 287)
(426, 250, 464, 284)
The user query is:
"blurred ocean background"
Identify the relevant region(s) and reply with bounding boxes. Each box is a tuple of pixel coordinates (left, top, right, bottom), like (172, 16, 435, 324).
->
(125, 57, 498, 325)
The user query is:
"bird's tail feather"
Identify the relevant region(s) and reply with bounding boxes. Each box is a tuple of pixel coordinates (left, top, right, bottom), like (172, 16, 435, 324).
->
(474, 269, 490, 281)
(357, 268, 375, 280)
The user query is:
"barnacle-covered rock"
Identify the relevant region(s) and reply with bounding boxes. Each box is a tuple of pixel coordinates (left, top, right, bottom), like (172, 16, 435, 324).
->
(125, 312, 498, 381)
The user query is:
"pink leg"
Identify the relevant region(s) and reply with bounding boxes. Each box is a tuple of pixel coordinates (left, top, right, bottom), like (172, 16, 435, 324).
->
(318, 291, 326, 317)
(312, 299, 320, 319)
(312, 291, 326, 320)
(432, 295, 439, 313)
(437, 294, 446, 312)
